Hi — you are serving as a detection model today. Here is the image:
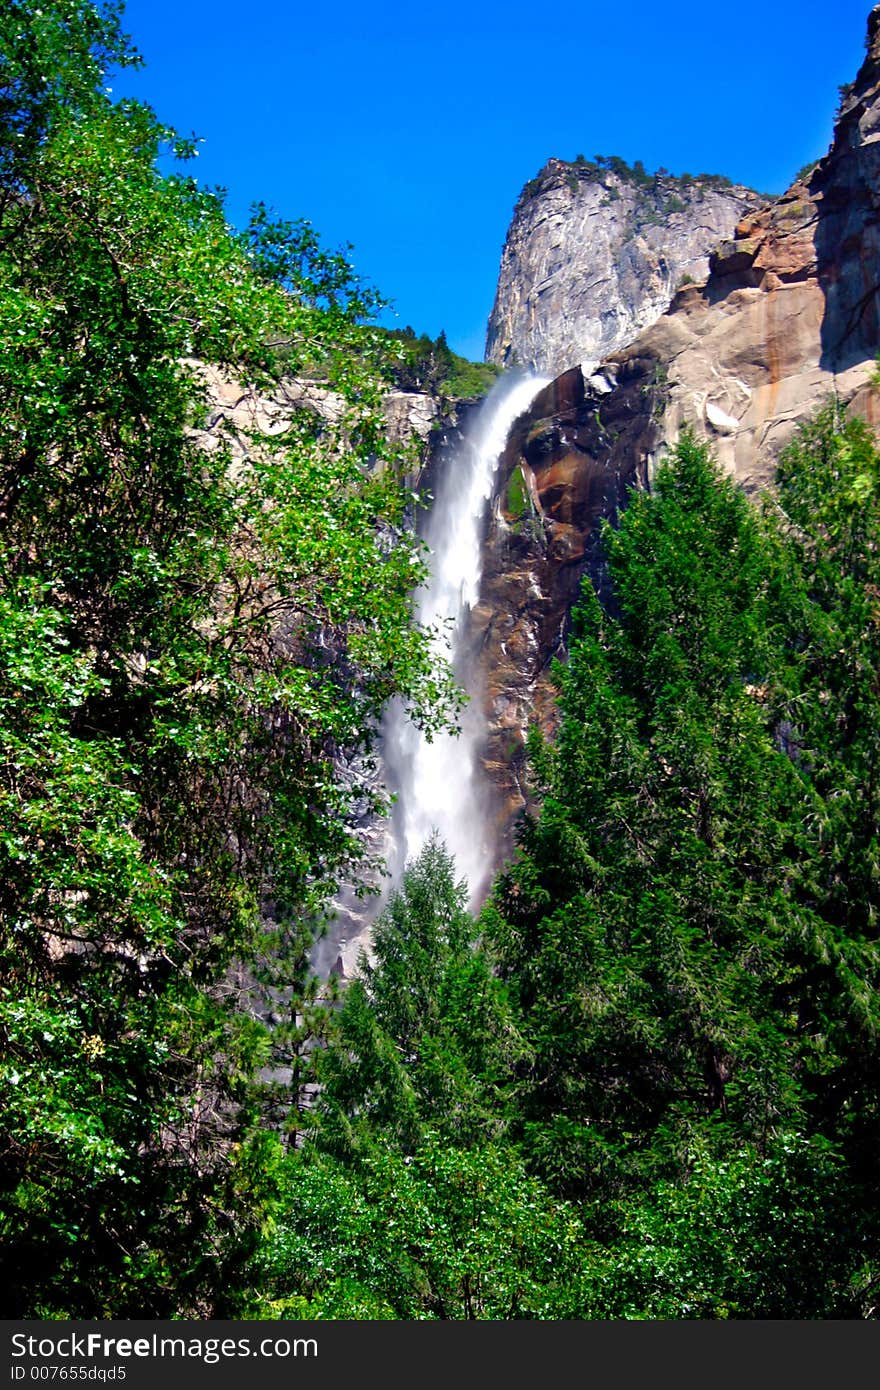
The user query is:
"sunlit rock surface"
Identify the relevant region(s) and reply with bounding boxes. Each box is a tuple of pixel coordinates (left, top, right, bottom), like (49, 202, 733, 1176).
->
(474, 8, 880, 859)
(486, 160, 763, 377)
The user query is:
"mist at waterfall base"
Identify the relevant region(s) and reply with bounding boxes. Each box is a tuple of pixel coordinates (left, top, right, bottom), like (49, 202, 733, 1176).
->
(382, 370, 550, 911)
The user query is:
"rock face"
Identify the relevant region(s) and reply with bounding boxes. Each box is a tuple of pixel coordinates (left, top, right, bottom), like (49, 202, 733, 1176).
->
(473, 8, 880, 860)
(486, 159, 764, 377)
(195, 367, 457, 977)
(198, 370, 441, 461)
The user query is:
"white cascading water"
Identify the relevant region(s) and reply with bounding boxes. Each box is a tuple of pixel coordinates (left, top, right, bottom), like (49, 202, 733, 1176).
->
(385, 370, 549, 908)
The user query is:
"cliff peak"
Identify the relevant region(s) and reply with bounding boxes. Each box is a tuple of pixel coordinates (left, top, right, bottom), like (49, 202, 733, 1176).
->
(486, 153, 763, 376)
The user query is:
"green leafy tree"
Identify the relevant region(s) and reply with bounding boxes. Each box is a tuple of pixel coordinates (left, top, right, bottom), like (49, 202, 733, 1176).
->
(584, 1134, 866, 1318)
(256, 1136, 588, 1319)
(0, 0, 453, 1315)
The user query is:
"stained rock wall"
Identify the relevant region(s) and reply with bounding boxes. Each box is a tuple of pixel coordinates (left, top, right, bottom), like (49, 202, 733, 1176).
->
(474, 8, 880, 864)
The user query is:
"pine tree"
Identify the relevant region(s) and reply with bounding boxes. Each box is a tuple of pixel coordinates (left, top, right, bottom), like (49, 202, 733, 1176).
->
(485, 433, 811, 1194)
(773, 404, 880, 1185)
(314, 835, 518, 1157)
(483, 421, 880, 1310)
(257, 842, 584, 1320)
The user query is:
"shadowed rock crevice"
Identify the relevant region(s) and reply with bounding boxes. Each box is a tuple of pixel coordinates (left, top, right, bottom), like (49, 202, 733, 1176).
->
(816, 7, 880, 370)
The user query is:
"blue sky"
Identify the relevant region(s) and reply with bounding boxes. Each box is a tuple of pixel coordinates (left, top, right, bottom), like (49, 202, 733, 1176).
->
(114, 1, 873, 361)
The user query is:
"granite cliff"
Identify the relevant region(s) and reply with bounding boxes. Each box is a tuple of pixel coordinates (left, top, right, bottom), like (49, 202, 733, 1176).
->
(472, 8, 880, 862)
(486, 158, 763, 377)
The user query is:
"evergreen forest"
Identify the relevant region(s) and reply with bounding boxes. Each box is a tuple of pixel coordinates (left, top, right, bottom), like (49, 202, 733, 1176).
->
(1, 1, 878, 1319)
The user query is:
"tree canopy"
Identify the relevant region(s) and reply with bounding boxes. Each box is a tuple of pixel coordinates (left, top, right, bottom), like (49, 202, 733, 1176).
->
(0, 0, 454, 1315)
(481, 422, 880, 1312)
(265, 420, 880, 1319)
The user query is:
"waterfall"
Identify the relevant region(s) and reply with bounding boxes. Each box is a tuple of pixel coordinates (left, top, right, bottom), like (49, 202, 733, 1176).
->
(384, 369, 549, 909)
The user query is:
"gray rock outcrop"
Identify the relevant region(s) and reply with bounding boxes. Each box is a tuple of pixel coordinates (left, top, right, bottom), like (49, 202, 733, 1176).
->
(486, 159, 764, 377)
